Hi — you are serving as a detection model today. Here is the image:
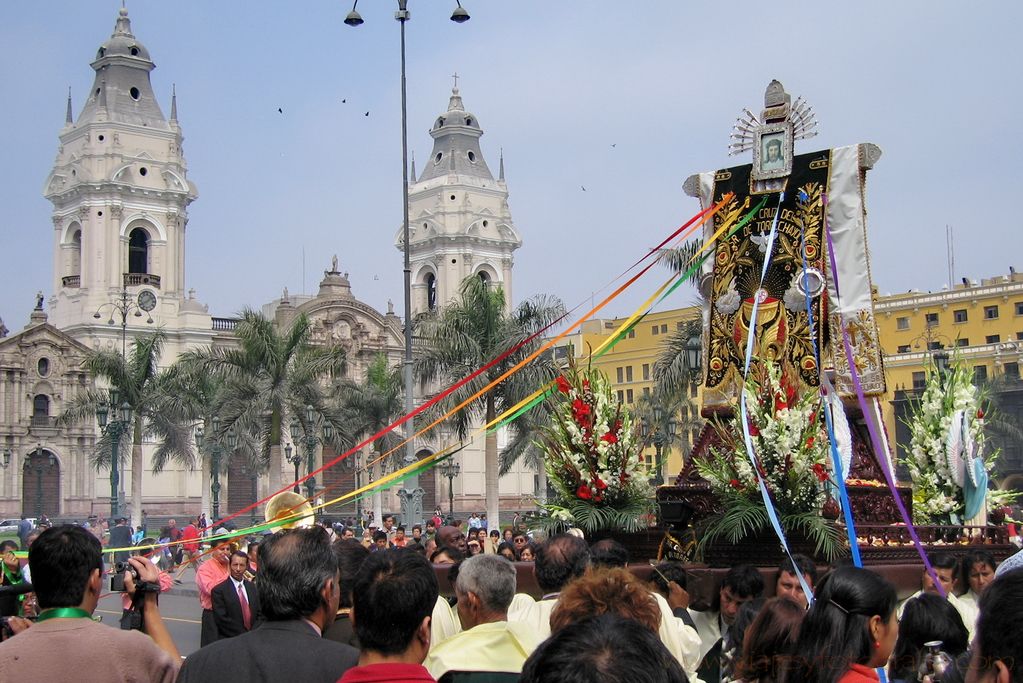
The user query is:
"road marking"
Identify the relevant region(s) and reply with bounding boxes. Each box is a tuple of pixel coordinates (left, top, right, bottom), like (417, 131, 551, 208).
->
(95, 608, 201, 625)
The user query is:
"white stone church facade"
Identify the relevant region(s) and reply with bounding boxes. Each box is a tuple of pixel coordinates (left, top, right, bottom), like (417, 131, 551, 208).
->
(0, 8, 539, 525)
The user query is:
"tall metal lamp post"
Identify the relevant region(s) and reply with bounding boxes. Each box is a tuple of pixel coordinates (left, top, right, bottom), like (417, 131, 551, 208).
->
(284, 443, 301, 494)
(291, 405, 332, 504)
(24, 448, 56, 519)
(96, 391, 133, 518)
(438, 459, 460, 521)
(344, 0, 469, 528)
(195, 418, 237, 520)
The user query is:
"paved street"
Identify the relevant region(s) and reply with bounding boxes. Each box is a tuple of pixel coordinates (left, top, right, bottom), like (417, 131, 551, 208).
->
(96, 564, 203, 657)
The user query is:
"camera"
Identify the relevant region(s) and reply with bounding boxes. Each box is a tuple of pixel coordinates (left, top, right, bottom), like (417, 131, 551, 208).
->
(0, 615, 38, 641)
(109, 560, 139, 592)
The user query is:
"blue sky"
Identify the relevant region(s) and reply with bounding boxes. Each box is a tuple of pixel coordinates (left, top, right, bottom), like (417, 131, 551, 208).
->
(2, 1, 1021, 330)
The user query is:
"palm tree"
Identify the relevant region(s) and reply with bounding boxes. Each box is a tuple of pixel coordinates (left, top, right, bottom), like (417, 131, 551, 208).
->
(415, 275, 565, 525)
(59, 331, 195, 528)
(333, 353, 407, 523)
(653, 315, 704, 403)
(178, 309, 348, 493)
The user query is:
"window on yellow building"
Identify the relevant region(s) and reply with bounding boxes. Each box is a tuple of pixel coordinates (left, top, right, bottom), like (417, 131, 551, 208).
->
(974, 366, 988, 382)
(628, 329, 636, 339)
(617, 390, 624, 403)
(626, 366, 633, 382)
(912, 371, 926, 390)
(985, 305, 999, 320)
(643, 387, 650, 397)
(1005, 362, 1019, 379)
(927, 341, 942, 350)
(642, 363, 650, 380)
(897, 317, 910, 330)
(660, 324, 668, 333)
(954, 309, 968, 323)
(1016, 302, 1023, 316)
(925, 312, 939, 327)
(1017, 332, 1023, 341)
(652, 325, 659, 335)
(616, 367, 624, 383)
(626, 389, 634, 403)
(987, 334, 1001, 344)
(897, 345, 910, 353)
(956, 338, 969, 347)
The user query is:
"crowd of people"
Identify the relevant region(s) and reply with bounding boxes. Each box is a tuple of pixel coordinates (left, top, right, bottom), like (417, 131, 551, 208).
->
(1, 516, 1022, 683)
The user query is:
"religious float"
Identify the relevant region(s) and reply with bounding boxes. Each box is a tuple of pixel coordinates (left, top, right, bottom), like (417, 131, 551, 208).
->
(554, 81, 1016, 567)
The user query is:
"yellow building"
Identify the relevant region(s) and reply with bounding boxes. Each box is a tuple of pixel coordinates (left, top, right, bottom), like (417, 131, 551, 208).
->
(875, 271, 1023, 489)
(563, 270, 1023, 490)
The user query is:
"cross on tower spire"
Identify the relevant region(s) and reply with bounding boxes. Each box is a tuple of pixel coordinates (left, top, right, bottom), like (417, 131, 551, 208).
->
(451, 72, 459, 90)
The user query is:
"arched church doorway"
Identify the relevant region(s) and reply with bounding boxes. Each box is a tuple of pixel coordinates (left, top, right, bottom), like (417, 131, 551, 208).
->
(22, 449, 60, 519)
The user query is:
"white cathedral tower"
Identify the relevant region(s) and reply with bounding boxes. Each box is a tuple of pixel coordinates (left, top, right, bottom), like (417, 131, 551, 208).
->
(45, 8, 212, 359)
(401, 85, 522, 313)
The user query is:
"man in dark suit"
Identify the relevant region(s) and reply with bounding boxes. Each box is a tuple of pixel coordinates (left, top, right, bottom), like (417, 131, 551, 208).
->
(211, 551, 260, 639)
(108, 517, 133, 565)
(178, 527, 358, 682)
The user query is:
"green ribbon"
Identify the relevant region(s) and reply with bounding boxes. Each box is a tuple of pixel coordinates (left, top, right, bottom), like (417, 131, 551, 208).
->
(36, 607, 95, 622)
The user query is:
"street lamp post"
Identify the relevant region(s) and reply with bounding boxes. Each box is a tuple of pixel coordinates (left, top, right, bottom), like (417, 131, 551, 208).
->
(195, 418, 238, 521)
(96, 392, 133, 518)
(345, 0, 469, 530)
(291, 405, 333, 506)
(284, 443, 300, 494)
(438, 460, 460, 521)
(24, 448, 56, 519)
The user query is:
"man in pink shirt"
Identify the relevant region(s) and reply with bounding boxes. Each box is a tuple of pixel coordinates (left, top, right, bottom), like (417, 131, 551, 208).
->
(195, 540, 232, 646)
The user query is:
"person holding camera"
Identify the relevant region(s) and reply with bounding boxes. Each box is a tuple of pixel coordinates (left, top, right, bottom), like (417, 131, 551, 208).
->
(0, 525, 179, 681)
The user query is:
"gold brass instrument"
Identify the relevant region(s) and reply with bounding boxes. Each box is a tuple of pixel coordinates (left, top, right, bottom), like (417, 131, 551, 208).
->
(264, 491, 315, 531)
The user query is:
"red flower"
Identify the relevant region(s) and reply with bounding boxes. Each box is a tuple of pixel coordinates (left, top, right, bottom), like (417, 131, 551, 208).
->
(806, 437, 815, 449)
(556, 376, 572, 393)
(593, 478, 608, 490)
(576, 484, 593, 500)
(748, 422, 760, 437)
(729, 478, 742, 489)
(812, 463, 828, 482)
(600, 431, 618, 445)
(977, 409, 985, 419)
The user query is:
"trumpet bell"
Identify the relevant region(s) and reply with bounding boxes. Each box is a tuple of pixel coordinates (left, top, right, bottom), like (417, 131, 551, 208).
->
(264, 491, 314, 531)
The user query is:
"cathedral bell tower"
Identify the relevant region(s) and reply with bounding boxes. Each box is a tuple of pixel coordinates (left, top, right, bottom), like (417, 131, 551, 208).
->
(44, 8, 210, 356)
(401, 83, 522, 315)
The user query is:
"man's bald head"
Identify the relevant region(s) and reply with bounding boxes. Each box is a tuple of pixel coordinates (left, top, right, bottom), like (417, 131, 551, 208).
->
(534, 534, 590, 595)
(437, 526, 467, 554)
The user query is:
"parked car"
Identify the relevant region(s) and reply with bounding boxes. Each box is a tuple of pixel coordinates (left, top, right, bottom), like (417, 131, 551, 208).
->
(0, 518, 37, 535)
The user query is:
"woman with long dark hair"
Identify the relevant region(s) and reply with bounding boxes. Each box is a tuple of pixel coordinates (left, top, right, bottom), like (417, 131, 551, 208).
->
(888, 593, 967, 683)
(735, 597, 804, 683)
(785, 566, 898, 683)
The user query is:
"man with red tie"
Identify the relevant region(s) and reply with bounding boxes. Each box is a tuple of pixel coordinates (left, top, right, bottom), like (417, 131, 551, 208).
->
(211, 552, 260, 639)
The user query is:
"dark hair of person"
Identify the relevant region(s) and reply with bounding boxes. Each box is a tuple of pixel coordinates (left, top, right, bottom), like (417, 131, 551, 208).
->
(373, 530, 388, 543)
(736, 597, 804, 683)
(412, 524, 422, 533)
(777, 553, 818, 586)
(0, 540, 18, 553)
(230, 550, 248, 563)
(929, 552, 959, 572)
(550, 567, 661, 634)
(712, 564, 765, 611)
(533, 534, 590, 594)
(786, 566, 897, 683)
(430, 546, 464, 563)
(589, 538, 630, 568)
(257, 527, 337, 621)
(512, 529, 529, 541)
(727, 596, 767, 654)
(972, 568, 1023, 682)
(497, 541, 517, 559)
(958, 549, 996, 592)
(520, 614, 687, 683)
(352, 549, 439, 655)
(649, 561, 687, 595)
(333, 538, 370, 609)
(490, 529, 501, 538)
(888, 593, 968, 682)
(28, 525, 103, 609)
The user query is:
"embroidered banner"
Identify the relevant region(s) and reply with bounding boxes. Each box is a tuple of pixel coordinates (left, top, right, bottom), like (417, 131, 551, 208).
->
(702, 151, 830, 411)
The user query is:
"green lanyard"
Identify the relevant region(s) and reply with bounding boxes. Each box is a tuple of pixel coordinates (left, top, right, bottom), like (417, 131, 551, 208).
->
(36, 607, 95, 622)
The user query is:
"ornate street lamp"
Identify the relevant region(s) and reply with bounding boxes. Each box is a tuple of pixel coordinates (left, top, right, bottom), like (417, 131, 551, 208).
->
(196, 418, 237, 521)
(96, 394, 132, 518)
(438, 459, 461, 521)
(345, 0, 470, 529)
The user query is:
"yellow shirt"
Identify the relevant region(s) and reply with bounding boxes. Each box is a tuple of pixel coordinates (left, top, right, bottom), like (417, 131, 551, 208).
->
(425, 621, 540, 679)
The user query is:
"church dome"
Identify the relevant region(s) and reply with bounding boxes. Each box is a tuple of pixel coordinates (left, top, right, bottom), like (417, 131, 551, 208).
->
(95, 8, 152, 63)
(417, 86, 494, 183)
